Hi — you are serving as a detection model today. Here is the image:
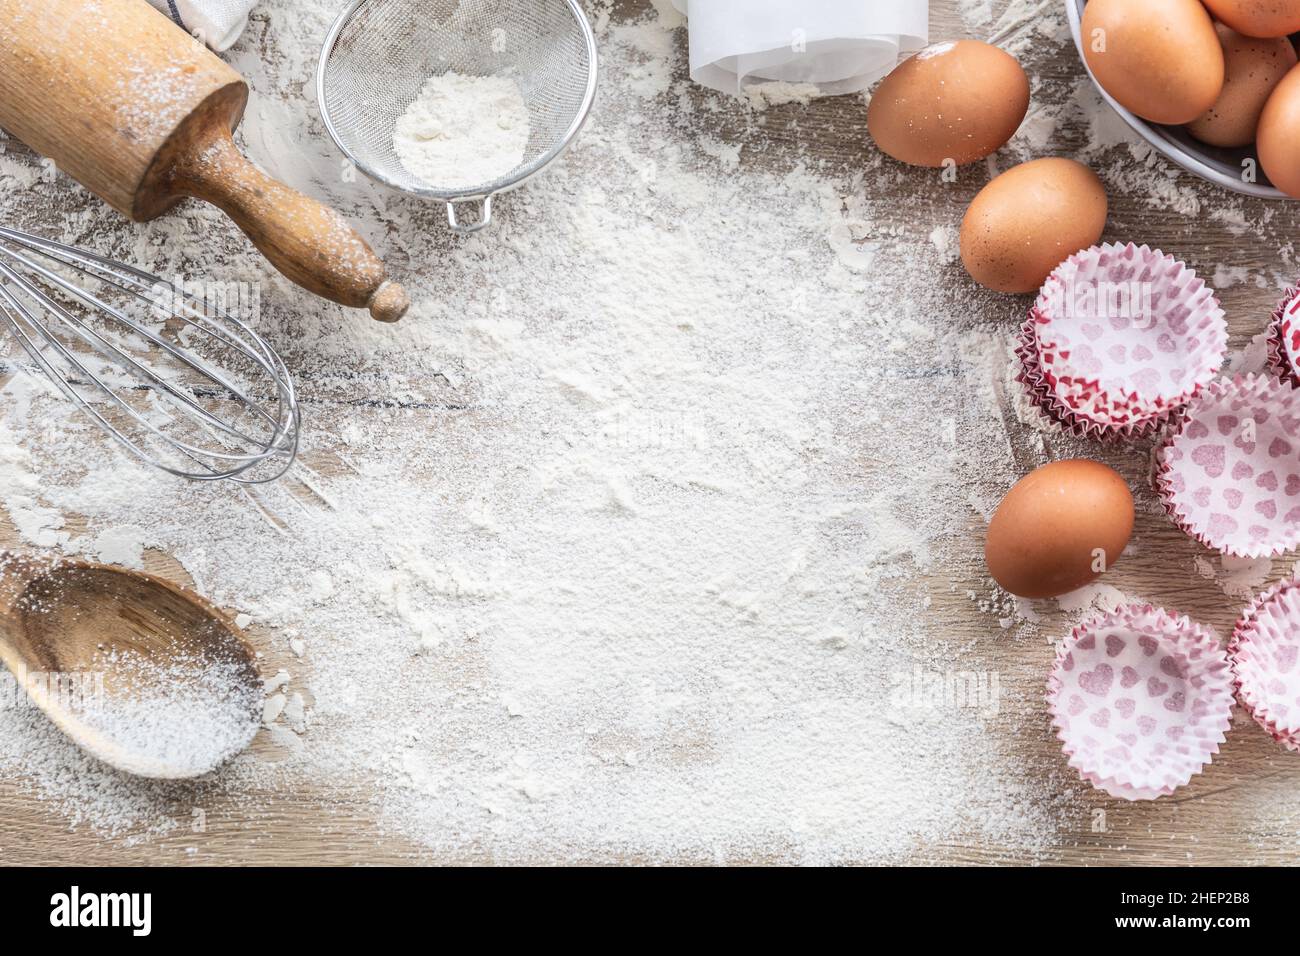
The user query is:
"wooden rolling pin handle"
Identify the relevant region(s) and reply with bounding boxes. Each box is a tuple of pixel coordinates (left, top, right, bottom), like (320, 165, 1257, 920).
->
(169, 126, 409, 323)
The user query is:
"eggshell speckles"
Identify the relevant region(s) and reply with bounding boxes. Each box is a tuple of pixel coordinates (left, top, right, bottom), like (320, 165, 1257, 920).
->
(1258, 64, 1300, 198)
(985, 460, 1135, 600)
(1187, 24, 1296, 148)
(960, 158, 1108, 295)
(867, 40, 1029, 168)
(1082, 0, 1224, 125)
(1203, 0, 1300, 38)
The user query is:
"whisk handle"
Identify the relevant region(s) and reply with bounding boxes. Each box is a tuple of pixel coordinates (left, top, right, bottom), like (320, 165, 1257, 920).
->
(169, 128, 409, 323)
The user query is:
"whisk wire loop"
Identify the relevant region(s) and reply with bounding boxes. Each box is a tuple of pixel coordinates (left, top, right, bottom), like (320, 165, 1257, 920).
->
(0, 227, 300, 483)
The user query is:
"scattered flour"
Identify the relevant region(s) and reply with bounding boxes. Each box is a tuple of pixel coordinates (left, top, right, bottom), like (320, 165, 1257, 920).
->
(743, 82, 822, 110)
(1214, 264, 1249, 288)
(84, 526, 147, 569)
(929, 224, 960, 264)
(958, 0, 996, 27)
(1193, 554, 1274, 600)
(0, 0, 1296, 864)
(393, 72, 530, 189)
(917, 41, 958, 60)
(988, 0, 1066, 52)
(1054, 582, 1131, 616)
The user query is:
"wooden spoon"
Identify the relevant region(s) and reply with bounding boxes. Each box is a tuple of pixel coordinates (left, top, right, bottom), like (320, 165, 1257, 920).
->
(0, 552, 262, 779)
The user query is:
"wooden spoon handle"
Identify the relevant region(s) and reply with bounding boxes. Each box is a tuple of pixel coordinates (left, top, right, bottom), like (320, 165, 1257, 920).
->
(169, 127, 409, 323)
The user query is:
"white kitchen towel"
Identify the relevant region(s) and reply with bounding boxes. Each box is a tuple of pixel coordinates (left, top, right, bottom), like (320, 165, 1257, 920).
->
(145, 0, 258, 51)
(669, 0, 928, 96)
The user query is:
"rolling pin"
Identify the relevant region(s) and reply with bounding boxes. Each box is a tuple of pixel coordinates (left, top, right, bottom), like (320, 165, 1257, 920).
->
(0, 0, 409, 322)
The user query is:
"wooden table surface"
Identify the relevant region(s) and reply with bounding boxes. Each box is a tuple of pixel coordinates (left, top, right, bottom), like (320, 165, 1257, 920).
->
(2, 0, 1300, 866)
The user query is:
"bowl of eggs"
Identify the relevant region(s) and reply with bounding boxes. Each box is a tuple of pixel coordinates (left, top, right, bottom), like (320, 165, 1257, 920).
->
(1066, 0, 1300, 200)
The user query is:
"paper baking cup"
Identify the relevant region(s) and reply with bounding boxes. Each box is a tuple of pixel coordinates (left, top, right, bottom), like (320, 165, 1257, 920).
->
(1017, 243, 1228, 441)
(1015, 318, 1081, 436)
(1266, 287, 1300, 389)
(1157, 374, 1300, 558)
(1016, 317, 1135, 440)
(1016, 316, 1187, 442)
(1231, 578, 1300, 751)
(1047, 604, 1234, 800)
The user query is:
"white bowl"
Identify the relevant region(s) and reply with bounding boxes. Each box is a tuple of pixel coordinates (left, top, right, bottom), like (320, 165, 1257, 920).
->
(1065, 0, 1289, 200)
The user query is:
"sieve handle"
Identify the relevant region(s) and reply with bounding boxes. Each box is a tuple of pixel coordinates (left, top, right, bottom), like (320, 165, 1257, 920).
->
(446, 196, 494, 235)
(169, 125, 410, 323)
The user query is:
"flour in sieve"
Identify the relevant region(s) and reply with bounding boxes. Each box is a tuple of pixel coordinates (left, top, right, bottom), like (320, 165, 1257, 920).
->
(393, 72, 530, 189)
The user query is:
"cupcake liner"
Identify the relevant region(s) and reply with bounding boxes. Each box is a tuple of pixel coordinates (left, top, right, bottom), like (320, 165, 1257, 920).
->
(1230, 578, 1300, 751)
(1047, 604, 1234, 800)
(1017, 243, 1228, 441)
(1016, 316, 1166, 442)
(1036, 244, 1227, 421)
(1265, 287, 1300, 389)
(1156, 374, 1300, 558)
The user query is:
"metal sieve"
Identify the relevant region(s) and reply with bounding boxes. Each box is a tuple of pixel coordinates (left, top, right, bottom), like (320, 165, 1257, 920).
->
(317, 0, 599, 234)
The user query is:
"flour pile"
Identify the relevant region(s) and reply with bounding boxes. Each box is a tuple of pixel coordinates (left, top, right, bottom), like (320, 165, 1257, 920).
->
(394, 72, 530, 189)
(75, 650, 262, 779)
(7, 0, 1296, 863)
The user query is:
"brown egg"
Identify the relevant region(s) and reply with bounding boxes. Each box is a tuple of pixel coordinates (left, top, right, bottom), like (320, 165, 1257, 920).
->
(1082, 0, 1224, 125)
(1203, 0, 1300, 38)
(1257, 63, 1300, 198)
(1188, 25, 1297, 148)
(985, 460, 1135, 600)
(960, 158, 1108, 294)
(867, 40, 1030, 167)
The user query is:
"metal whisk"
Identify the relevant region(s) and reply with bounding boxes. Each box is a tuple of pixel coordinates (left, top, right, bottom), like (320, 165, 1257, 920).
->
(317, 0, 599, 233)
(0, 226, 299, 483)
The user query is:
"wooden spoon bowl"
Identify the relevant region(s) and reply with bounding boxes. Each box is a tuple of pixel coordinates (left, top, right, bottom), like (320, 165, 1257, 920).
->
(0, 553, 262, 779)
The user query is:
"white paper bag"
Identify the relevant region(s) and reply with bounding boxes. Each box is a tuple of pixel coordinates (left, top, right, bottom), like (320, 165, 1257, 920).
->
(669, 0, 928, 96)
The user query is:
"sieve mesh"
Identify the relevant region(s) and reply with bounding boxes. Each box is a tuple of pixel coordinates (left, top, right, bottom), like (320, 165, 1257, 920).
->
(319, 0, 597, 199)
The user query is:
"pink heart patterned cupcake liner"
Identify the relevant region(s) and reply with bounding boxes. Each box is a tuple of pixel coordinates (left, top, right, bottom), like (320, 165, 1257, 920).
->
(1156, 374, 1300, 558)
(1266, 287, 1300, 389)
(1047, 604, 1234, 801)
(1016, 317, 1165, 442)
(1017, 243, 1228, 442)
(1231, 578, 1300, 752)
